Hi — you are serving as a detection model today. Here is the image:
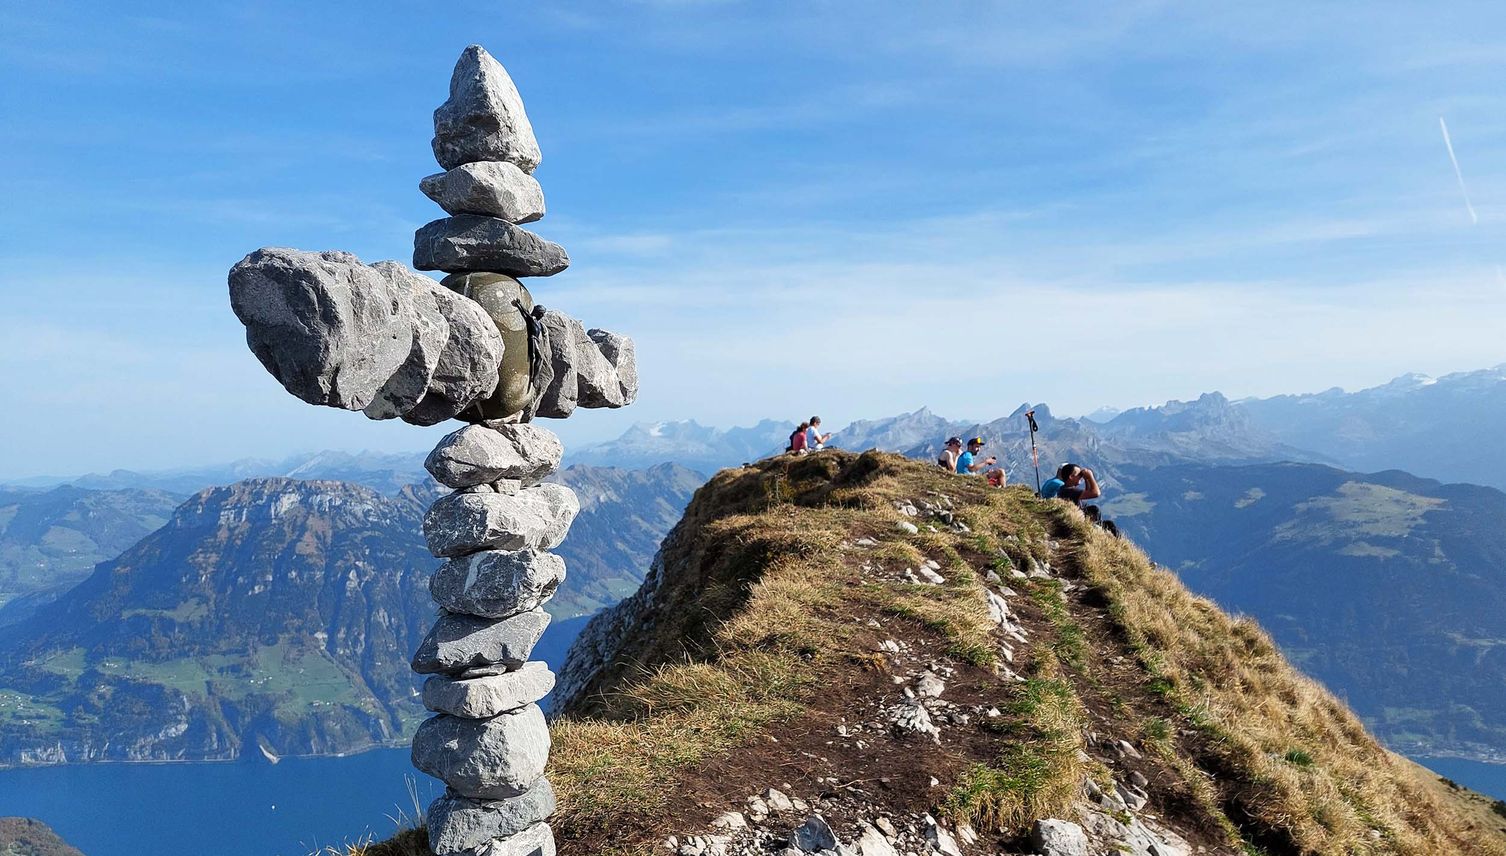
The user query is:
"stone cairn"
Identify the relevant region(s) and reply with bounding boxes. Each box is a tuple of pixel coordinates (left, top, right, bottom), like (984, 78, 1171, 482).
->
(226, 45, 636, 856)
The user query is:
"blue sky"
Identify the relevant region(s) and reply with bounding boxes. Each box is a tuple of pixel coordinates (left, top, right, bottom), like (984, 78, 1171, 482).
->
(2, 1, 1505, 478)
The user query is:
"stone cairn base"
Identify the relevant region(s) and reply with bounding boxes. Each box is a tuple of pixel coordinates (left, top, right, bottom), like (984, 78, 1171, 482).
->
(227, 44, 637, 856)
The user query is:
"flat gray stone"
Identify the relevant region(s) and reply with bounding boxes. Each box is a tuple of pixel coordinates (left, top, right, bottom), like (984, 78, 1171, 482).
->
(414, 215, 569, 277)
(427, 781, 556, 855)
(412, 609, 551, 675)
(402, 284, 505, 426)
(426, 424, 563, 489)
(411, 705, 550, 799)
(421, 162, 545, 222)
(424, 485, 579, 558)
(588, 328, 637, 405)
(430, 549, 566, 619)
(1031, 819, 1091, 856)
(532, 310, 577, 420)
(423, 662, 556, 718)
(432, 45, 542, 173)
(229, 248, 412, 411)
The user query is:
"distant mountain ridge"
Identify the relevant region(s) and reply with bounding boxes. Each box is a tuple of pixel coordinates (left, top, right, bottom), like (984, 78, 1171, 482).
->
(1239, 363, 1506, 489)
(0, 464, 700, 767)
(1104, 461, 1506, 761)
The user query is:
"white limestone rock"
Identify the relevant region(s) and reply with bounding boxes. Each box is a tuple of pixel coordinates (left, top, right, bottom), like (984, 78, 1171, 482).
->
(423, 484, 579, 558)
(421, 161, 545, 222)
(432, 45, 542, 173)
(429, 549, 566, 619)
(423, 662, 556, 719)
(411, 704, 551, 799)
(412, 609, 551, 675)
(426, 423, 563, 489)
(427, 780, 555, 855)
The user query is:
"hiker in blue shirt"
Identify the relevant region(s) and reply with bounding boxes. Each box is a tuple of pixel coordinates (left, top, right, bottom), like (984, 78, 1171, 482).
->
(1040, 463, 1100, 505)
(955, 437, 996, 474)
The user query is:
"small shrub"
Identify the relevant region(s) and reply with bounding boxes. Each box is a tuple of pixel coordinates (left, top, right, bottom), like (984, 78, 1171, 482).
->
(1283, 748, 1315, 767)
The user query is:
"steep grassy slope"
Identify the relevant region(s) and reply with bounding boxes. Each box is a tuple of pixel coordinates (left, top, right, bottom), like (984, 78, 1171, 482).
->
(0, 817, 84, 856)
(364, 451, 1506, 856)
(1105, 462, 1506, 760)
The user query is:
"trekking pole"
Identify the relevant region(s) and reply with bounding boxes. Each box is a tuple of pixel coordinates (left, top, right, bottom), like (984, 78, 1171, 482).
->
(1025, 409, 1042, 494)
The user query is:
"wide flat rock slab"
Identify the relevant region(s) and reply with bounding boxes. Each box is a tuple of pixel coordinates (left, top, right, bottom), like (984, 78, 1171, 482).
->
(423, 662, 556, 718)
(411, 705, 550, 799)
(428, 781, 555, 856)
(424, 484, 579, 558)
(432, 45, 541, 173)
(430, 550, 565, 619)
(228, 248, 502, 422)
(427, 423, 563, 489)
(412, 609, 551, 675)
(414, 215, 568, 277)
(422, 162, 544, 222)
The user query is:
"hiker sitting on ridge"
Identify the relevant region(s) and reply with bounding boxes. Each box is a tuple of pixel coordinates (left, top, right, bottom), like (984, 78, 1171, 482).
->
(1040, 463, 1100, 505)
(938, 436, 962, 471)
(787, 421, 811, 455)
(807, 416, 832, 451)
(956, 437, 998, 475)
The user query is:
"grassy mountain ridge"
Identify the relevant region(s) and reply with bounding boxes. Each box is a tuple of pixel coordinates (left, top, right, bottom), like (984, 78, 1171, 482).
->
(1104, 461, 1506, 761)
(365, 451, 1506, 856)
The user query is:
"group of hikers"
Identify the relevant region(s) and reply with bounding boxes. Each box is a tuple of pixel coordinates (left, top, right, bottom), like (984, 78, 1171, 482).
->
(782, 416, 1117, 534)
(935, 437, 1118, 535)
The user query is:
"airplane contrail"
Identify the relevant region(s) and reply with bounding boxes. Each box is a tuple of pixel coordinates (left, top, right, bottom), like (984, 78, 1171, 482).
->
(1439, 116, 1478, 225)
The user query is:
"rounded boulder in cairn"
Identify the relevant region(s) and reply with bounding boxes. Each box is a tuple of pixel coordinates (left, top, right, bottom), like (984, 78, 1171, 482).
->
(432, 45, 542, 173)
(228, 248, 412, 411)
(429, 549, 565, 619)
(426, 423, 563, 489)
(427, 780, 556, 856)
(421, 162, 545, 223)
(423, 662, 556, 719)
(423, 484, 579, 558)
(414, 215, 570, 277)
(412, 609, 551, 675)
(411, 704, 550, 799)
(442, 273, 534, 422)
(401, 284, 505, 427)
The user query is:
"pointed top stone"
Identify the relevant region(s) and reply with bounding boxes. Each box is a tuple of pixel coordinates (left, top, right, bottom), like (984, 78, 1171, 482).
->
(433, 45, 542, 173)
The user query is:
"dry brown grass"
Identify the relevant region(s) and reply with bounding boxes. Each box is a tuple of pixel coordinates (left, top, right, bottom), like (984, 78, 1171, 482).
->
(1059, 505, 1506, 855)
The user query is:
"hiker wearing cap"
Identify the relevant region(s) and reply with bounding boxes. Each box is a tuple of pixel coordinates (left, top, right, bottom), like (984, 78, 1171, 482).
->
(938, 437, 962, 471)
(807, 416, 832, 451)
(956, 437, 997, 475)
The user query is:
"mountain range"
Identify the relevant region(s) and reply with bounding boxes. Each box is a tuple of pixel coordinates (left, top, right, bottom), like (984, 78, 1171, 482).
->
(0, 465, 700, 766)
(1, 364, 1503, 769)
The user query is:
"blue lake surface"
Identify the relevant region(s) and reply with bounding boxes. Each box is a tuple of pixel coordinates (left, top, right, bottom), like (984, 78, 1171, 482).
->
(1419, 756, 1506, 803)
(0, 614, 593, 856)
(0, 747, 439, 856)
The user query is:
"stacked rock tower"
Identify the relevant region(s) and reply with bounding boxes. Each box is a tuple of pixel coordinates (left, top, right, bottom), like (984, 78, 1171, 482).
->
(226, 45, 635, 856)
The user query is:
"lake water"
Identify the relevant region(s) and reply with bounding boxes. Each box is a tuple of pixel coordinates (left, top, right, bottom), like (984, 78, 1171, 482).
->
(1419, 756, 1506, 803)
(0, 614, 593, 856)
